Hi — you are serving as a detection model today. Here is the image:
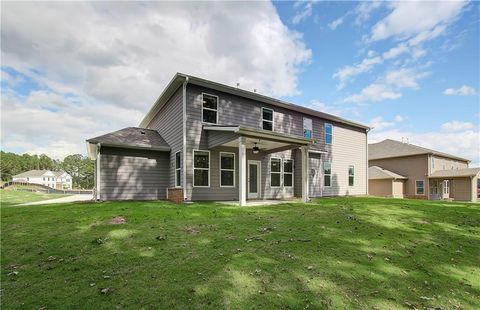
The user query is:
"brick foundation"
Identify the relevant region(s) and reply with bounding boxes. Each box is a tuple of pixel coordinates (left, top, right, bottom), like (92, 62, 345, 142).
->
(167, 188, 184, 203)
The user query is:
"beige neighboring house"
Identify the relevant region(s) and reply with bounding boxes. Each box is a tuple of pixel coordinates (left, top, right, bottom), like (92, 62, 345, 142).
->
(368, 166, 407, 198)
(369, 139, 479, 202)
(12, 170, 72, 190)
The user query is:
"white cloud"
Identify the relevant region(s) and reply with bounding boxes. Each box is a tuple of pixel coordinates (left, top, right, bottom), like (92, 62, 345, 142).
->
(370, 1, 467, 42)
(368, 116, 394, 131)
(369, 128, 480, 167)
(328, 17, 344, 30)
(443, 85, 477, 96)
(354, 1, 383, 25)
(292, 1, 318, 25)
(384, 68, 429, 89)
(441, 121, 476, 131)
(343, 68, 428, 103)
(333, 56, 382, 89)
(344, 83, 402, 103)
(309, 100, 345, 116)
(1, 2, 312, 159)
(393, 115, 404, 122)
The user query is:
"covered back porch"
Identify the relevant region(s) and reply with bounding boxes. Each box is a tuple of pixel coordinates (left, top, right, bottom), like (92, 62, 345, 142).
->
(204, 125, 314, 206)
(428, 168, 480, 202)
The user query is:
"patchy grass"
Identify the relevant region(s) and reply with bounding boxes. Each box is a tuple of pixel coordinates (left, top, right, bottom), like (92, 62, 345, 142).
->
(1, 196, 479, 309)
(1, 187, 69, 206)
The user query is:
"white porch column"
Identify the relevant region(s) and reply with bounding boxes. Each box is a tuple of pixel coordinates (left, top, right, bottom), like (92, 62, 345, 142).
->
(238, 136, 247, 206)
(301, 146, 309, 202)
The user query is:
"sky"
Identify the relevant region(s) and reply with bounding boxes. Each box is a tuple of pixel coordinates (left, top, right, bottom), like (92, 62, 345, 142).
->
(1, 1, 479, 165)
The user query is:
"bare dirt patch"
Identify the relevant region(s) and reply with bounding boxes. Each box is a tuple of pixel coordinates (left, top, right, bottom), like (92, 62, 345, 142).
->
(108, 216, 127, 225)
(182, 225, 201, 235)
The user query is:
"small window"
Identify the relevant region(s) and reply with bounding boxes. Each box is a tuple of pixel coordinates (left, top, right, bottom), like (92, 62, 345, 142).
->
(193, 150, 210, 187)
(416, 180, 424, 195)
(348, 165, 354, 186)
(324, 162, 332, 187)
(202, 93, 218, 124)
(283, 159, 293, 187)
(325, 123, 332, 145)
(262, 108, 274, 131)
(303, 118, 312, 139)
(220, 152, 235, 187)
(175, 152, 182, 187)
(270, 158, 281, 187)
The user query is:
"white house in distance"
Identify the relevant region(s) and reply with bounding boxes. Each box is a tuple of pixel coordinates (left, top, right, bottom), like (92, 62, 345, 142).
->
(12, 170, 73, 190)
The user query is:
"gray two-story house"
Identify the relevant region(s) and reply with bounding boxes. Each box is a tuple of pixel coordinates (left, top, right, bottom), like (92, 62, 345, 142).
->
(86, 73, 369, 205)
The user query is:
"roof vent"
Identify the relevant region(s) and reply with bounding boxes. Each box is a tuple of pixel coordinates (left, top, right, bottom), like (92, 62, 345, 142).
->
(254, 89, 257, 93)
(140, 130, 146, 135)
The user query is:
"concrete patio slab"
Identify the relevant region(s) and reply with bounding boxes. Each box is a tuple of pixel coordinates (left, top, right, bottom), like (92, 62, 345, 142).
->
(17, 194, 93, 206)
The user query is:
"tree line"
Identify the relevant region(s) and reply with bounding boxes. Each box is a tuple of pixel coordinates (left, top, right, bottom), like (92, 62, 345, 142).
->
(1, 151, 95, 189)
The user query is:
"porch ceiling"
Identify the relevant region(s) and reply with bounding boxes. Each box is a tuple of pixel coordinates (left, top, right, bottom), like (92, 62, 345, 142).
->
(204, 125, 310, 151)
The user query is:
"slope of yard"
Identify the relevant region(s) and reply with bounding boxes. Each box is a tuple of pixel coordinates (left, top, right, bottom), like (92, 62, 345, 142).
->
(1, 196, 479, 309)
(1, 187, 69, 206)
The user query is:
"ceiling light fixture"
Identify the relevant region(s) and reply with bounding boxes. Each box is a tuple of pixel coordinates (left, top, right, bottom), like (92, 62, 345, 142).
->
(252, 142, 260, 154)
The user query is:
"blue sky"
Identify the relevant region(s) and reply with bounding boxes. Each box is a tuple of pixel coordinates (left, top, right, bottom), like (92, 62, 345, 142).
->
(1, 1, 479, 164)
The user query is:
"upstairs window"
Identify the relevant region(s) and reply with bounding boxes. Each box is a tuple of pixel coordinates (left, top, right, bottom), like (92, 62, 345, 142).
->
(270, 158, 281, 187)
(220, 152, 235, 187)
(283, 159, 293, 187)
(202, 93, 218, 124)
(325, 123, 332, 145)
(262, 108, 274, 131)
(175, 151, 182, 187)
(303, 118, 312, 139)
(348, 165, 355, 186)
(193, 150, 210, 187)
(324, 162, 332, 187)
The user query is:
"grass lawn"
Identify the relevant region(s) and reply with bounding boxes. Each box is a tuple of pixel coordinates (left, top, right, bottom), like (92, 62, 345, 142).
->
(1, 187, 69, 206)
(1, 194, 479, 309)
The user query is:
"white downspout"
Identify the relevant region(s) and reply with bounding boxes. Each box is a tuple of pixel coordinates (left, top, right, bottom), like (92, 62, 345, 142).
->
(96, 143, 101, 200)
(182, 77, 189, 201)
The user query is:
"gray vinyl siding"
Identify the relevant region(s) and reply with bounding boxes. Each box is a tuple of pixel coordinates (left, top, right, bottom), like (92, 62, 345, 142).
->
(207, 131, 237, 149)
(184, 83, 367, 200)
(309, 153, 323, 197)
(146, 86, 183, 187)
(99, 147, 169, 200)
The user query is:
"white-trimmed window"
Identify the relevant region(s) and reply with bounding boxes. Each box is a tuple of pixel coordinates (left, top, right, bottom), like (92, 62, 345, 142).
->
(325, 123, 332, 145)
(303, 118, 312, 139)
(262, 107, 274, 131)
(193, 150, 210, 187)
(348, 165, 354, 186)
(283, 159, 294, 187)
(201, 93, 218, 124)
(270, 157, 281, 187)
(415, 180, 424, 195)
(175, 151, 181, 187)
(324, 162, 332, 187)
(220, 152, 235, 187)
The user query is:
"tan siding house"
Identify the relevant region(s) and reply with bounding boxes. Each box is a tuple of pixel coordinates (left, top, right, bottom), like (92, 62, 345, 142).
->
(368, 139, 479, 202)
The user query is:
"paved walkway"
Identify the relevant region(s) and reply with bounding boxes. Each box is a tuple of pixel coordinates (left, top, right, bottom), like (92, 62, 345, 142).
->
(18, 194, 93, 206)
(217, 199, 299, 206)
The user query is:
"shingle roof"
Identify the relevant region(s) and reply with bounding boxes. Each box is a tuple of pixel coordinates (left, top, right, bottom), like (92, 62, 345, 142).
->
(53, 170, 68, 177)
(369, 139, 470, 162)
(87, 127, 170, 151)
(368, 166, 407, 180)
(12, 170, 53, 178)
(429, 167, 480, 178)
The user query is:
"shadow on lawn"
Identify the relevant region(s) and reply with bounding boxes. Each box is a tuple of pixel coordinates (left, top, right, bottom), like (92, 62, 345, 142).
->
(180, 199, 480, 309)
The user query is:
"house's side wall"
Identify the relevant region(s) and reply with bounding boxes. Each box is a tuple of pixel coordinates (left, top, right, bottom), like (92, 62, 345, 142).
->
(146, 86, 183, 188)
(430, 155, 469, 173)
(99, 147, 169, 200)
(368, 179, 393, 197)
(452, 177, 475, 202)
(369, 155, 428, 198)
(392, 180, 404, 198)
(185, 83, 367, 200)
(322, 123, 367, 196)
(308, 153, 322, 197)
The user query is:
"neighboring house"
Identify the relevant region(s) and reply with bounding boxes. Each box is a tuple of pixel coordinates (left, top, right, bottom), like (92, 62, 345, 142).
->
(53, 171, 73, 190)
(12, 170, 72, 189)
(368, 166, 407, 198)
(369, 139, 479, 202)
(86, 73, 369, 204)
